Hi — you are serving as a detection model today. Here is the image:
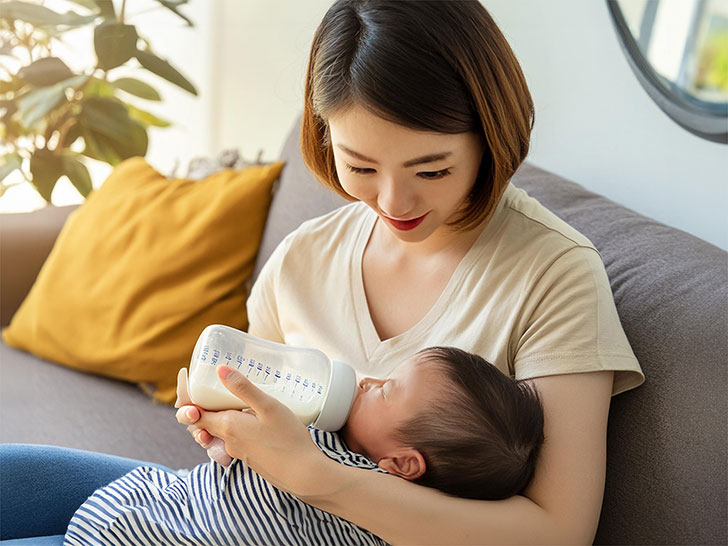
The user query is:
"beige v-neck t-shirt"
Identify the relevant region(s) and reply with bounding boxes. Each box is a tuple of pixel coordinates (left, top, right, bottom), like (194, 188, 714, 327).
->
(247, 183, 644, 396)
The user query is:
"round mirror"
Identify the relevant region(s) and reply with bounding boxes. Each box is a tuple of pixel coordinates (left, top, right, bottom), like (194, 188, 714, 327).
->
(607, 0, 728, 144)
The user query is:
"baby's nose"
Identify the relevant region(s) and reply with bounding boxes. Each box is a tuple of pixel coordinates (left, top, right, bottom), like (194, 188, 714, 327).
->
(359, 377, 375, 390)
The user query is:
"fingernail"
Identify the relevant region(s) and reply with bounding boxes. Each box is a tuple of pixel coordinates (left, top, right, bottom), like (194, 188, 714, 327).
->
(186, 408, 195, 420)
(219, 366, 232, 379)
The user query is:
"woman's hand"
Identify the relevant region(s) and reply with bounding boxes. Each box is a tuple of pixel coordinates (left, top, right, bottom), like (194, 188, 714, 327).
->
(180, 366, 331, 495)
(174, 367, 232, 466)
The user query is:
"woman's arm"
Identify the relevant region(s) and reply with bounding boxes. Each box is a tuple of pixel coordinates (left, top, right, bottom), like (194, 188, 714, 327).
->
(298, 371, 614, 546)
(182, 367, 614, 545)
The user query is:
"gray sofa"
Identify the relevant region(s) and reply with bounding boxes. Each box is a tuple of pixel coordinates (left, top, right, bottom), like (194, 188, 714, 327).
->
(1, 116, 726, 545)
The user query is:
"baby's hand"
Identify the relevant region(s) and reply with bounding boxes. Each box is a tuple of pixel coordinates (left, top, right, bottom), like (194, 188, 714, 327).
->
(175, 367, 233, 466)
(205, 437, 233, 466)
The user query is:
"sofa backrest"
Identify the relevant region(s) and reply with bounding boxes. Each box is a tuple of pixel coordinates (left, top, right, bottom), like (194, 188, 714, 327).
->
(254, 118, 350, 281)
(257, 115, 728, 545)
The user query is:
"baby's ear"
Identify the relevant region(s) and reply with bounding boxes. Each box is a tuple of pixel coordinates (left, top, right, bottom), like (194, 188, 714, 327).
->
(377, 448, 426, 480)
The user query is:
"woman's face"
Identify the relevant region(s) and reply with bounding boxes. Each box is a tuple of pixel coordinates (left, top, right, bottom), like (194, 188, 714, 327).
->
(328, 105, 485, 244)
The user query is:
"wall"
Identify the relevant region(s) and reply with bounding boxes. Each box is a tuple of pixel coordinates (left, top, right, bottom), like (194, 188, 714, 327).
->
(484, 0, 727, 248)
(209, 1, 332, 162)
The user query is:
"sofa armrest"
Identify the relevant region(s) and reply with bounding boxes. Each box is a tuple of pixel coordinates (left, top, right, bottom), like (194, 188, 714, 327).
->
(0, 205, 79, 327)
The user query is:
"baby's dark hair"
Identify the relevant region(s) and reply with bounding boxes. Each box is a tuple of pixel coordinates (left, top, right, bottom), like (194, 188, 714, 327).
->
(394, 347, 544, 500)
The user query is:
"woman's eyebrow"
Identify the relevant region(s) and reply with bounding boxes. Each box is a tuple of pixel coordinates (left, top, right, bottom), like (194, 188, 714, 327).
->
(336, 144, 452, 168)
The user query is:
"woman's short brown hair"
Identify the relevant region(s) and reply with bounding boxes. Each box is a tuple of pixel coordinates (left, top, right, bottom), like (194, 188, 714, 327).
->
(301, 0, 535, 230)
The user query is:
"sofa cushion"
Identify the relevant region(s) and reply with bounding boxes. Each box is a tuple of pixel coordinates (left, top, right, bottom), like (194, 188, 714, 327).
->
(0, 342, 208, 470)
(3, 157, 284, 405)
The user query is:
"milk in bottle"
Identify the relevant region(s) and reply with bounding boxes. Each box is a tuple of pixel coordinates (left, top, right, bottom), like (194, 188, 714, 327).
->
(188, 325, 357, 431)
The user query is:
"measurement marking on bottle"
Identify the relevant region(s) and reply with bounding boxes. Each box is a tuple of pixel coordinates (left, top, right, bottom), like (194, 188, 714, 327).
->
(201, 345, 209, 362)
(236, 355, 244, 370)
(247, 358, 255, 378)
(225, 352, 232, 366)
(283, 372, 292, 392)
(211, 349, 220, 365)
(264, 366, 271, 383)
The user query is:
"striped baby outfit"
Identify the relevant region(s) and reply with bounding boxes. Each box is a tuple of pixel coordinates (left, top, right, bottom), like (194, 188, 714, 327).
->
(64, 428, 388, 546)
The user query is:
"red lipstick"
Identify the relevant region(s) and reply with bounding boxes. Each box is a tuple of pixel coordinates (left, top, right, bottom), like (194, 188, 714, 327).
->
(383, 212, 429, 231)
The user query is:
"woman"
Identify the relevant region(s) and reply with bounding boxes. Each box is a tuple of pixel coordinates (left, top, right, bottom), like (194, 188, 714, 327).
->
(179, 1, 643, 545)
(0, 1, 643, 544)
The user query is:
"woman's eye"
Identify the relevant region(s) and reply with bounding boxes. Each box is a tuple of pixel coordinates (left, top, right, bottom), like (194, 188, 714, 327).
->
(418, 168, 452, 180)
(345, 164, 374, 175)
(345, 164, 452, 180)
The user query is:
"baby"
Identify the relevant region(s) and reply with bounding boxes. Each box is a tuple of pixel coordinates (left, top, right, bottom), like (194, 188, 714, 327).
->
(341, 346, 545, 500)
(64, 347, 544, 545)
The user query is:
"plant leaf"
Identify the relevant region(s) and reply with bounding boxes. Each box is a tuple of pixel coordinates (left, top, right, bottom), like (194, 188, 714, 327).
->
(18, 57, 74, 87)
(154, 0, 194, 28)
(29, 149, 63, 202)
(61, 120, 82, 147)
(94, 22, 138, 70)
(79, 95, 136, 140)
(80, 125, 121, 165)
(94, 0, 115, 20)
(84, 76, 115, 97)
(78, 98, 148, 164)
(126, 103, 170, 127)
(61, 152, 93, 197)
(135, 49, 197, 95)
(80, 124, 147, 165)
(17, 74, 86, 127)
(0, 152, 22, 183)
(0, 1, 98, 28)
(111, 77, 161, 101)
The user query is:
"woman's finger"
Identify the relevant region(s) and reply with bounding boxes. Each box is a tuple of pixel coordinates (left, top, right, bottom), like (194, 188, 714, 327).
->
(197, 429, 214, 445)
(216, 366, 275, 413)
(174, 367, 191, 408)
(176, 404, 200, 425)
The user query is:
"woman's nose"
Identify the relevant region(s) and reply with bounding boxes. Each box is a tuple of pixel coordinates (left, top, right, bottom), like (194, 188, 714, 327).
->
(377, 177, 415, 218)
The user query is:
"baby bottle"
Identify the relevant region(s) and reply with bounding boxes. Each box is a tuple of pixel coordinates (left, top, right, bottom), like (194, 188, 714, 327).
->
(188, 324, 358, 431)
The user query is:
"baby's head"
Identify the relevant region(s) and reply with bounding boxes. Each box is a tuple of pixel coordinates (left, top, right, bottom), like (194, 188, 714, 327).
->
(340, 347, 544, 500)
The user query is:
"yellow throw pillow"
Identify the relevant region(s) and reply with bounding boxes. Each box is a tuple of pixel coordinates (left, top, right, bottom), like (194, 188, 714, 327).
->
(2, 156, 284, 405)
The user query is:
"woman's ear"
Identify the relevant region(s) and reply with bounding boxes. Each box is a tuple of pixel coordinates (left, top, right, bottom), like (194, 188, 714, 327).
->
(377, 448, 426, 480)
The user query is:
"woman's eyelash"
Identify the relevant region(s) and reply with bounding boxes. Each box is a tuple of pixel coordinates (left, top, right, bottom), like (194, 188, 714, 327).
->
(344, 164, 452, 180)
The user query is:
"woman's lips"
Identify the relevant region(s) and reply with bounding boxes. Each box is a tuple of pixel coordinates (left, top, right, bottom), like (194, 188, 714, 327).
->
(383, 212, 429, 231)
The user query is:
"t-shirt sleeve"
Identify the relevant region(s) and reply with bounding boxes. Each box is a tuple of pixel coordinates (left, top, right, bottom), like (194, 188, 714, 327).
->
(513, 245, 644, 396)
(246, 232, 296, 343)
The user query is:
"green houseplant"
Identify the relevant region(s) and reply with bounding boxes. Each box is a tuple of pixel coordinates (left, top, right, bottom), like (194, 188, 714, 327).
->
(0, 0, 198, 202)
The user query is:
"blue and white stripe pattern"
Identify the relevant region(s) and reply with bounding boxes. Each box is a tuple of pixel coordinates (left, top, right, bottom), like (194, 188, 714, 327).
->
(64, 428, 388, 546)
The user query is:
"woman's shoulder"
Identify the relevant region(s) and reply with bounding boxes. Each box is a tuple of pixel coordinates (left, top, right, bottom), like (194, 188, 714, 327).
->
(500, 184, 596, 251)
(492, 184, 599, 266)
